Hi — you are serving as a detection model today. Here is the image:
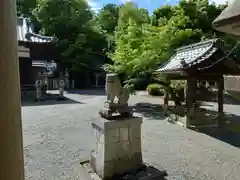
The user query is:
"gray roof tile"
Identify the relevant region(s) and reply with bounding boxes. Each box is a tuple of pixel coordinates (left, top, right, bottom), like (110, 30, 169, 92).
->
(156, 39, 220, 73)
(17, 17, 53, 43)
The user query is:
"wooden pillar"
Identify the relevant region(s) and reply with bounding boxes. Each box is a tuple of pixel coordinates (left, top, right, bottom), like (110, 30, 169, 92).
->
(0, 0, 25, 180)
(186, 77, 197, 128)
(95, 73, 100, 88)
(217, 77, 224, 127)
(163, 80, 170, 116)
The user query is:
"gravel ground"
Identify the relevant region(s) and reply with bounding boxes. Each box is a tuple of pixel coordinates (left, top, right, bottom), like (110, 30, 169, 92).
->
(22, 90, 240, 180)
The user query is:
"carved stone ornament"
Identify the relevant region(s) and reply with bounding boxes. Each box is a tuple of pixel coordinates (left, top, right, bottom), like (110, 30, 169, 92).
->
(99, 73, 133, 119)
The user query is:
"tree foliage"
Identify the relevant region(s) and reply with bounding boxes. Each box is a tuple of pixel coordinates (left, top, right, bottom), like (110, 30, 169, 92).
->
(17, 0, 237, 86)
(32, 0, 108, 72)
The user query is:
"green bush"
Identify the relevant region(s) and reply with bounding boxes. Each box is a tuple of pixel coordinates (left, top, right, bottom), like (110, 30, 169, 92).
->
(147, 84, 165, 96)
(170, 80, 186, 102)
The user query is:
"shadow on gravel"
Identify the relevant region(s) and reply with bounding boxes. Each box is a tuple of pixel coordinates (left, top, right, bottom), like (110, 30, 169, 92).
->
(21, 95, 83, 107)
(193, 127, 240, 148)
(197, 92, 240, 105)
(66, 89, 105, 96)
(190, 111, 240, 148)
(107, 165, 168, 180)
(133, 102, 166, 120)
(134, 102, 240, 147)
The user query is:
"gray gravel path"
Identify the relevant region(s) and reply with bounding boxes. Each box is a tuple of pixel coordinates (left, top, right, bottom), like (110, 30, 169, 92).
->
(22, 90, 240, 180)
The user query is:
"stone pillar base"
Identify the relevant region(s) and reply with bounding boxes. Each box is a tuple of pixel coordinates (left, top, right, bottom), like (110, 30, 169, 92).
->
(90, 116, 143, 179)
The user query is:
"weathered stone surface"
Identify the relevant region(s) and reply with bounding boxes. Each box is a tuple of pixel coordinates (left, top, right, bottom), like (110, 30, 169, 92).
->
(106, 129, 119, 143)
(119, 127, 129, 141)
(90, 116, 143, 179)
(129, 124, 141, 140)
(99, 73, 133, 119)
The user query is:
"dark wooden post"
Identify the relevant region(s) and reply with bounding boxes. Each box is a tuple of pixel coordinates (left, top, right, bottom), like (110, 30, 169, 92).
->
(0, 0, 25, 179)
(217, 76, 224, 127)
(186, 77, 197, 128)
(163, 80, 170, 116)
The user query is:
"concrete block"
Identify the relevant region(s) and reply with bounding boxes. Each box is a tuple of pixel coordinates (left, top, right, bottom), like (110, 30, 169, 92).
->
(115, 156, 131, 174)
(130, 138, 142, 156)
(92, 124, 100, 141)
(99, 131, 105, 144)
(90, 116, 143, 179)
(130, 138, 142, 167)
(105, 143, 117, 161)
(119, 127, 129, 142)
(104, 161, 115, 178)
(129, 124, 141, 140)
(117, 141, 130, 158)
(130, 152, 143, 168)
(90, 150, 97, 171)
(92, 116, 142, 130)
(95, 144, 104, 176)
(106, 128, 119, 143)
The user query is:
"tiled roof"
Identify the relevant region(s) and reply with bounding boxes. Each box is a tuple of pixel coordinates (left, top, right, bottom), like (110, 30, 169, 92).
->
(156, 39, 220, 73)
(212, 0, 240, 36)
(32, 60, 57, 75)
(32, 60, 57, 68)
(17, 17, 54, 43)
(213, 0, 239, 25)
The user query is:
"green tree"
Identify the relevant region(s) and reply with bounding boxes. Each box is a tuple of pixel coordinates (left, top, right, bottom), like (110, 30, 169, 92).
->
(17, 0, 37, 17)
(33, 0, 108, 73)
(95, 4, 119, 35)
(17, 0, 41, 31)
(105, 2, 201, 82)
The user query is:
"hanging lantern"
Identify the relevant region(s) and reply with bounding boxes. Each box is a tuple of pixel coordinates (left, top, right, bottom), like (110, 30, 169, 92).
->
(213, 0, 240, 36)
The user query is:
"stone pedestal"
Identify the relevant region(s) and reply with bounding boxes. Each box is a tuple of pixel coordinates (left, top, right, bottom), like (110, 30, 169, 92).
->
(90, 116, 143, 179)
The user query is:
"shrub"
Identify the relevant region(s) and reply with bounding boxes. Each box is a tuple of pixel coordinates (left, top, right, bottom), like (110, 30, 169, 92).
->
(124, 77, 151, 91)
(147, 84, 165, 96)
(170, 80, 186, 102)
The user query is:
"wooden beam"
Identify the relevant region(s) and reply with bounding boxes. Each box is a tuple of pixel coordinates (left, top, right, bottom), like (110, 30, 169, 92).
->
(0, 1, 25, 180)
(217, 77, 224, 127)
(168, 73, 223, 81)
(163, 80, 170, 116)
(217, 77, 224, 113)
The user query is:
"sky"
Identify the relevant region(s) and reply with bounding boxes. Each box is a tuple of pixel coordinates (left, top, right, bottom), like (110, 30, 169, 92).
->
(88, 0, 228, 14)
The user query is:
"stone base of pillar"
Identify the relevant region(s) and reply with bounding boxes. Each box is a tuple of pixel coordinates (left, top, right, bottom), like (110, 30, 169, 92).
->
(91, 116, 143, 179)
(76, 116, 168, 179)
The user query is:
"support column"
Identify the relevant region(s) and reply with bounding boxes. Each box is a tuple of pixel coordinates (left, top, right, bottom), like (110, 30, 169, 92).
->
(217, 77, 224, 127)
(95, 73, 100, 88)
(163, 80, 170, 116)
(186, 77, 197, 128)
(0, 0, 25, 180)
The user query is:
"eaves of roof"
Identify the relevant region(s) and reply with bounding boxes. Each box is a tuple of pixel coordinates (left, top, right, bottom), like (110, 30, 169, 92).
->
(156, 39, 221, 73)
